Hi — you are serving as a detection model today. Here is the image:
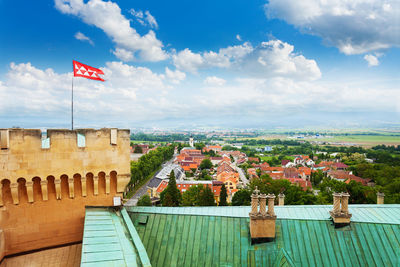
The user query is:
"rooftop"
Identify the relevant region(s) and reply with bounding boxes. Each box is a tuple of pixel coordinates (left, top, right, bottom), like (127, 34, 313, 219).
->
(81, 207, 151, 267)
(81, 205, 400, 267)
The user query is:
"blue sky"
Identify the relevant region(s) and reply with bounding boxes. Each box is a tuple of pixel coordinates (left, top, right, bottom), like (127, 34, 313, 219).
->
(0, 0, 399, 129)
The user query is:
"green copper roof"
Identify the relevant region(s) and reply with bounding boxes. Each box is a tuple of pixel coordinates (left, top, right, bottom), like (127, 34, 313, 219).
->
(127, 211, 400, 267)
(81, 207, 151, 267)
(126, 204, 400, 224)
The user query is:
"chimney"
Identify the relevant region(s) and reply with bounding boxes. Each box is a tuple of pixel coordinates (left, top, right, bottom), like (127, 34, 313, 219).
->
(329, 192, 352, 227)
(278, 193, 285, 206)
(249, 187, 277, 243)
(377, 192, 384, 204)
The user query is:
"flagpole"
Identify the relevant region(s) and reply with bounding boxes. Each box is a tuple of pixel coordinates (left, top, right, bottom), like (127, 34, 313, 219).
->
(71, 73, 74, 130)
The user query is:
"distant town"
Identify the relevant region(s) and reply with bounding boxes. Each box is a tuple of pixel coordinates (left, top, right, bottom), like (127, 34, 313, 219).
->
(127, 130, 400, 206)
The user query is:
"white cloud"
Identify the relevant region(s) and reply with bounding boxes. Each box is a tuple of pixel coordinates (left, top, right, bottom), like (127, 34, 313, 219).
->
(55, 0, 167, 62)
(173, 43, 253, 73)
(204, 76, 226, 86)
(173, 40, 320, 81)
(364, 54, 379, 67)
(129, 9, 158, 29)
(265, 0, 400, 55)
(1, 61, 399, 127)
(145, 11, 158, 29)
(165, 67, 186, 84)
(236, 34, 242, 41)
(198, 77, 400, 117)
(0, 62, 170, 124)
(172, 48, 204, 73)
(74, 31, 94, 45)
(242, 40, 321, 80)
(112, 48, 134, 61)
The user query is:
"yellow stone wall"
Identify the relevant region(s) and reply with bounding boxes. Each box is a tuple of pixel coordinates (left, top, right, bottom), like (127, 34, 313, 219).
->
(0, 128, 131, 256)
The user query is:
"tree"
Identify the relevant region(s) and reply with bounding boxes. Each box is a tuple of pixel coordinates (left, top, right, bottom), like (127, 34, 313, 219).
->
(200, 158, 213, 170)
(162, 170, 181, 206)
(137, 194, 152, 206)
(134, 145, 143, 153)
(231, 189, 251, 206)
(219, 184, 228, 206)
(195, 142, 205, 150)
(182, 185, 203, 206)
(199, 186, 215, 206)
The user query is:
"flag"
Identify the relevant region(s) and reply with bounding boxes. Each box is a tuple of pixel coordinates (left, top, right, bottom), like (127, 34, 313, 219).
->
(73, 60, 105, 81)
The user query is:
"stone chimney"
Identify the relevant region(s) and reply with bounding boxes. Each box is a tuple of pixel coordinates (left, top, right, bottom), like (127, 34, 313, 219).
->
(249, 187, 277, 243)
(329, 192, 352, 227)
(278, 193, 285, 206)
(377, 192, 384, 204)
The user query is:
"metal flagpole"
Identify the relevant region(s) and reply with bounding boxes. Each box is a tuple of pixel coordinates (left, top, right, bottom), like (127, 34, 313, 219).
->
(71, 73, 74, 130)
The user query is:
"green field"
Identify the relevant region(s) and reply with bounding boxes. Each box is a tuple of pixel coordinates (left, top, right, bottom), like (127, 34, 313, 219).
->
(305, 135, 400, 147)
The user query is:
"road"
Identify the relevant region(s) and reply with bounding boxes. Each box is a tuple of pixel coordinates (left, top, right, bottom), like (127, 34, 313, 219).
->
(237, 167, 249, 186)
(125, 157, 175, 206)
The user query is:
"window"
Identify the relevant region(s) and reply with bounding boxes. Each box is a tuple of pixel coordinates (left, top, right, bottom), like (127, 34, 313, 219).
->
(110, 128, 117, 145)
(77, 133, 86, 147)
(41, 132, 50, 149)
(0, 129, 9, 149)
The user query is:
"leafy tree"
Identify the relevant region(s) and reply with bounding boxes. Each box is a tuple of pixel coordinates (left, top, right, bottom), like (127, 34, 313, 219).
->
(195, 142, 205, 150)
(204, 150, 216, 157)
(249, 174, 316, 205)
(182, 185, 203, 206)
(137, 194, 152, 206)
(133, 145, 143, 153)
(198, 169, 212, 180)
(310, 170, 325, 186)
(199, 186, 215, 206)
(200, 158, 213, 170)
(222, 145, 239, 151)
(162, 170, 181, 206)
(219, 184, 228, 206)
(231, 189, 251, 206)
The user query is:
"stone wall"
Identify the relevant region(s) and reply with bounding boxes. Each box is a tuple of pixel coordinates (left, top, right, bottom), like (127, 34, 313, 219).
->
(0, 128, 131, 256)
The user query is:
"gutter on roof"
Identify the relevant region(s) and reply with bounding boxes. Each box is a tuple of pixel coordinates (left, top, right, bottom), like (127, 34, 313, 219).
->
(121, 208, 152, 267)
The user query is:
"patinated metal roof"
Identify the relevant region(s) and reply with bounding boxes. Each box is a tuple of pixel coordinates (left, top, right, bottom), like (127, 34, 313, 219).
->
(126, 204, 400, 224)
(128, 211, 400, 267)
(81, 207, 151, 267)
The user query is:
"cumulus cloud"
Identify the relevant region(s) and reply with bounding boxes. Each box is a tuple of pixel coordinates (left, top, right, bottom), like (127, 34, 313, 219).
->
(55, 0, 167, 61)
(0, 62, 177, 126)
(164, 67, 186, 84)
(204, 76, 226, 86)
(112, 48, 134, 61)
(74, 31, 94, 45)
(198, 77, 400, 117)
(173, 40, 320, 81)
(172, 48, 204, 73)
(172, 43, 253, 73)
(364, 54, 379, 67)
(129, 9, 158, 29)
(265, 0, 400, 55)
(1, 61, 399, 127)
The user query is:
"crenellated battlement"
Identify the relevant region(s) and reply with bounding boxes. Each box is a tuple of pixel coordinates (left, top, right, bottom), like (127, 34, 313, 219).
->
(0, 128, 131, 206)
(0, 127, 131, 257)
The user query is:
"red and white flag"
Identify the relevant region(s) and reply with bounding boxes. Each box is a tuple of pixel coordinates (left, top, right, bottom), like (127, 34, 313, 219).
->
(73, 60, 105, 81)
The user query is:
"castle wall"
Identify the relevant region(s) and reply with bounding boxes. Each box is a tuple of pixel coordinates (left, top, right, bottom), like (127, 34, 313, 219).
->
(0, 128, 131, 256)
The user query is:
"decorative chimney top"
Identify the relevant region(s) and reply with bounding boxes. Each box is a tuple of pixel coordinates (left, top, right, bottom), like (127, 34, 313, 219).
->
(377, 192, 385, 204)
(278, 193, 285, 206)
(329, 192, 352, 227)
(249, 187, 277, 243)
